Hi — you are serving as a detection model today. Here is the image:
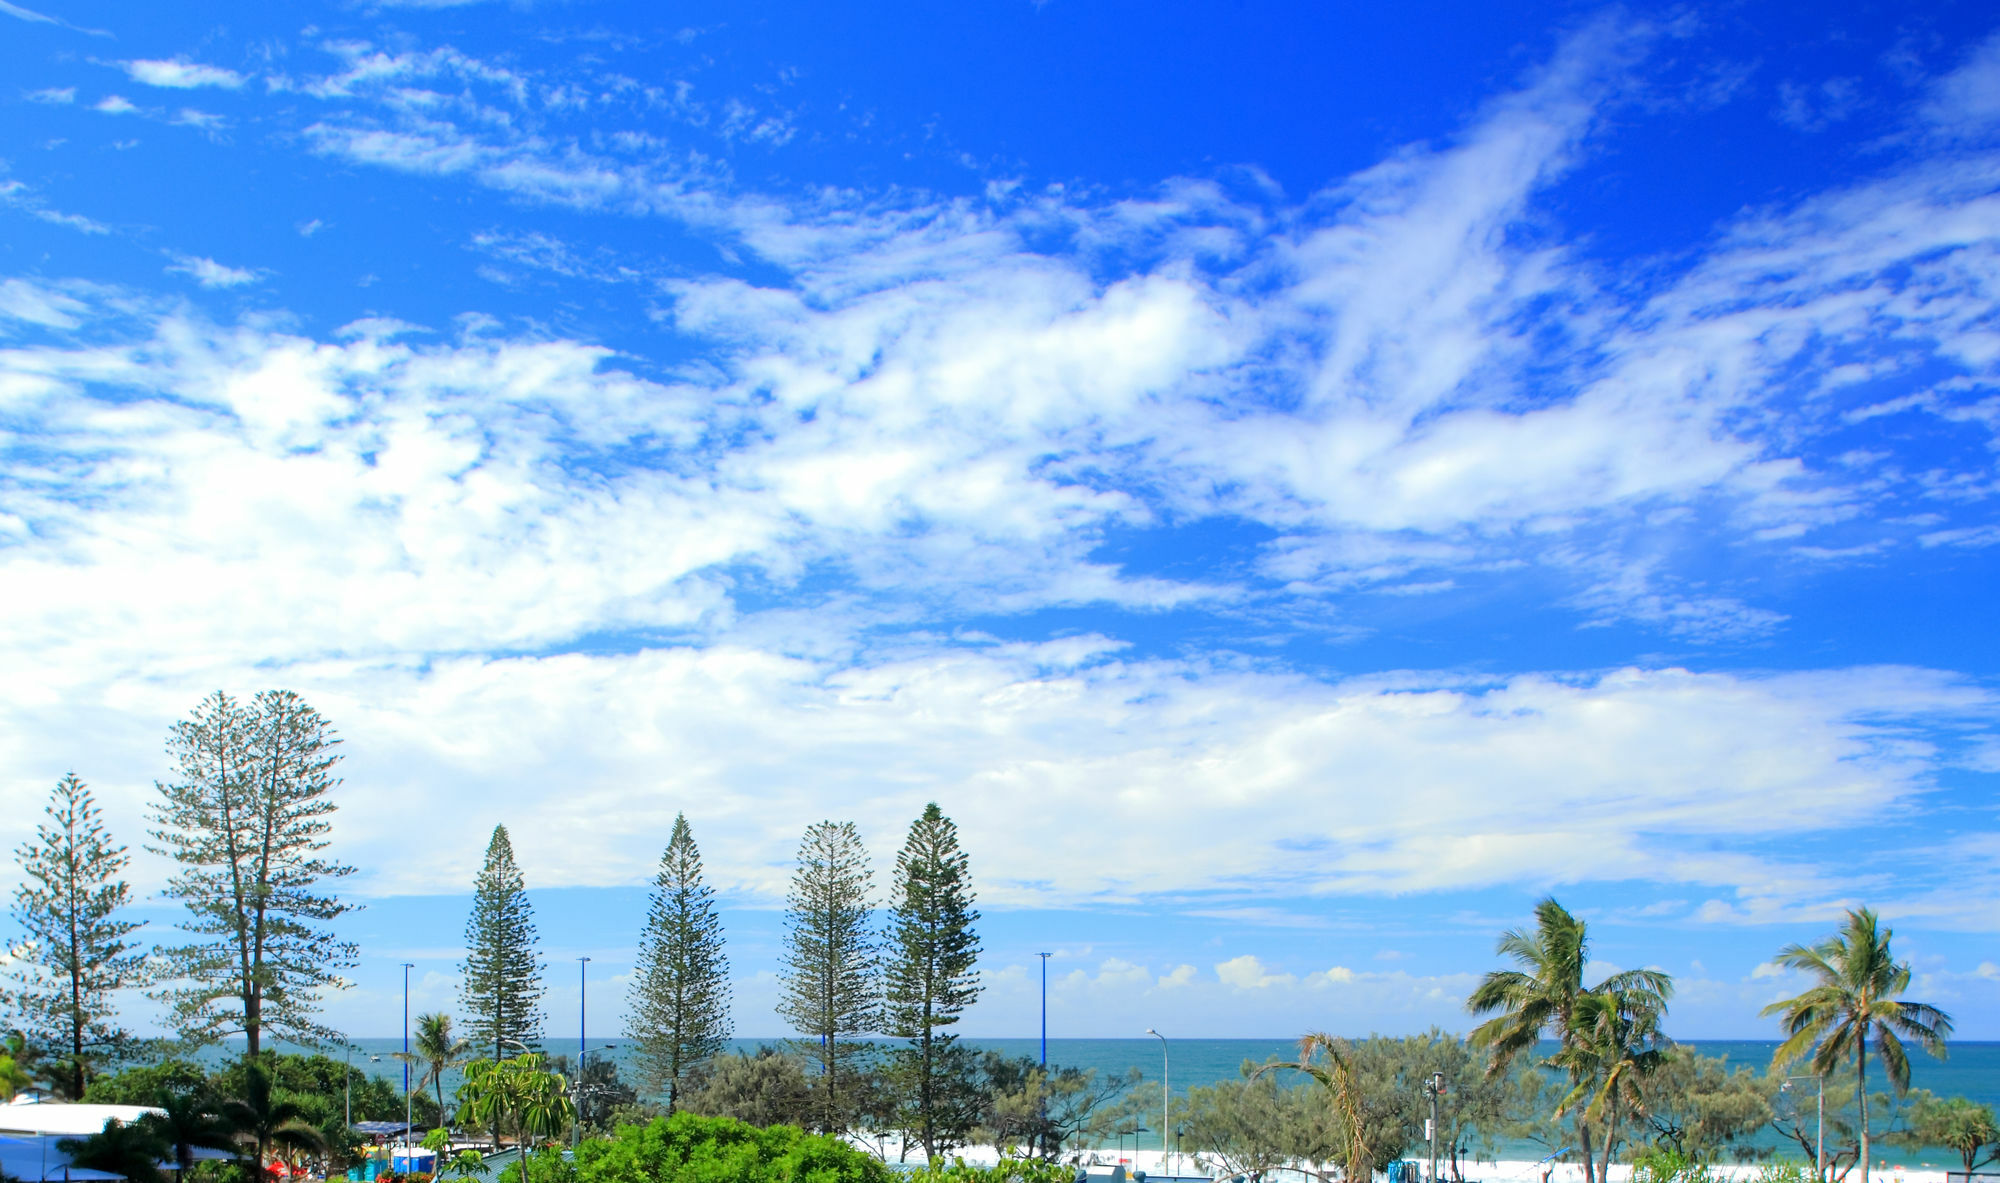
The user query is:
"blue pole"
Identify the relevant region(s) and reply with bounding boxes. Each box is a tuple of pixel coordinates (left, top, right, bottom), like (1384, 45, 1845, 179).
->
(576, 956, 591, 1149)
(1037, 953, 1050, 1065)
(401, 962, 413, 1140)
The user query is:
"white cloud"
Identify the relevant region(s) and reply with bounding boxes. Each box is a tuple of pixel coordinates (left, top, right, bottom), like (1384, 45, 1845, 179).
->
(1922, 32, 2000, 138)
(0, 180, 110, 234)
(171, 108, 229, 134)
(93, 95, 136, 114)
(0, 284, 1992, 915)
(1217, 956, 1297, 990)
(124, 59, 245, 90)
(26, 86, 73, 104)
(277, 18, 2000, 637)
(164, 254, 259, 288)
(2, 21, 1999, 952)
(0, 278, 88, 328)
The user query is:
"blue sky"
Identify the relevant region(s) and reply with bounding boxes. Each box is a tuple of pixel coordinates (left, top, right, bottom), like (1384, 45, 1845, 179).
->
(3, 0, 2000, 1044)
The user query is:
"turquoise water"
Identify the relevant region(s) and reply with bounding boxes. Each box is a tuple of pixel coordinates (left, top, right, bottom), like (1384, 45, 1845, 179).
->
(250, 1037, 2000, 1167)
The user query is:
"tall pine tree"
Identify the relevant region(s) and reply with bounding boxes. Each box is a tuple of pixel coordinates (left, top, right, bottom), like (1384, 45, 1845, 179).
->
(460, 825, 544, 1066)
(628, 814, 731, 1112)
(777, 819, 878, 1135)
(883, 803, 983, 1160)
(149, 690, 357, 1053)
(10, 773, 147, 1098)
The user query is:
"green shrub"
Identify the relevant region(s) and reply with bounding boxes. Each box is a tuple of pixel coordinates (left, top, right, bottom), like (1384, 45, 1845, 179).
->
(1748, 1163, 1814, 1183)
(1631, 1148, 1713, 1183)
(501, 1113, 889, 1183)
(909, 1158, 1080, 1183)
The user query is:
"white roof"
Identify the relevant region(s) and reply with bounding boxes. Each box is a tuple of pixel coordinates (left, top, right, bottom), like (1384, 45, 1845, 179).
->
(0, 1103, 164, 1138)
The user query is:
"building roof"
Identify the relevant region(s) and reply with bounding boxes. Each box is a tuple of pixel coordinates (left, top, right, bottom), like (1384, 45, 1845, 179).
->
(0, 1103, 164, 1138)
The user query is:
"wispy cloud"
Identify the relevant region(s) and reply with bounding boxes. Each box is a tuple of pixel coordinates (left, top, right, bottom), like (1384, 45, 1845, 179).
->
(3, 18, 2000, 945)
(0, 180, 110, 234)
(124, 59, 246, 90)
(164, 254, 259, 287)
(0, 0, 109, 36)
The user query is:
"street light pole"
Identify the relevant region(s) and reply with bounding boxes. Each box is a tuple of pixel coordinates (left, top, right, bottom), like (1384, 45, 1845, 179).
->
(574, 957, 591, 1149)
(1817, 1074, 1826, 1183)
(1783, 1075, 1826, 1182)
(402, 963, 415, 1144)
(1145, 1028, 1169, 1174)
(1037, 954, 1051, 1066)
(1423, 1073, 1445, 1183)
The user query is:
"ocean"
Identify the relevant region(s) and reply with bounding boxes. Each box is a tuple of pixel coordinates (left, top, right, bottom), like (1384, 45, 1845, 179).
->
(234, 1037, 2000, 1168)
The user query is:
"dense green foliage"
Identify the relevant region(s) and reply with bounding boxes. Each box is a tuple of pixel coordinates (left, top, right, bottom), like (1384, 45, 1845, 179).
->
(60, 1116, 175, 1183)
(501, 1112, 889, 1183)
(1899, 1094, 2000, 1172)
(84, 1052, 436, 1124)
(907, 1157, 1081, 1183)
(9, 773, 148, 1098)
(458, 1052, 574, 1149)
(83, 1058, 212, 1104)
(1638, 1048, 1774, 1161)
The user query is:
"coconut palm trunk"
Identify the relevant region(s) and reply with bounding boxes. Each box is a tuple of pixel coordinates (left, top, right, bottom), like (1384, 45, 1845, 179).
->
(1857, 1039, 1870, 1183)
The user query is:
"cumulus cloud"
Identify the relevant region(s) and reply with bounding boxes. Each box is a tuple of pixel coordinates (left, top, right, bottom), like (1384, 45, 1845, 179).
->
(1218, 955, 1297, 990)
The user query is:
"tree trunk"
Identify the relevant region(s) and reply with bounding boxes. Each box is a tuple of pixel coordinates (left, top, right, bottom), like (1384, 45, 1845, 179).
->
(920, 1023, 934, 1162)
(1857, 1038, 1870, 1183)
(1577, 1116, 1596, 1183)
(1599, 1098, 1620, 1183)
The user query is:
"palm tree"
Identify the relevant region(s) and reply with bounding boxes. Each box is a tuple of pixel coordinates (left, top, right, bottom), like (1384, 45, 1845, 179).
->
(220, 1059, 332, 1171)
(59, 1118, 170, 1183)
(1762, 907, 1953, 1183)
(1465, 898, 1673, 1183)
(457, 1054, 573, 1151)
(141, 1084, 240, 1172)
(0, 1053, 32, 1101)
(1552, 988, 1672, 1183)
(397, 1013, 471, 1133)
(1252, 1032, 1369, 1182)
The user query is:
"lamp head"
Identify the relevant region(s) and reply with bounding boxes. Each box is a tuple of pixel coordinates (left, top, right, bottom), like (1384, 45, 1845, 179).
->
(1145, 1027, 1157, 1035)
